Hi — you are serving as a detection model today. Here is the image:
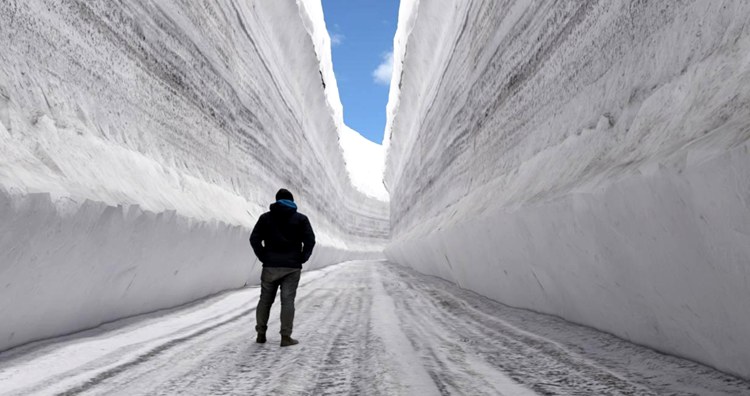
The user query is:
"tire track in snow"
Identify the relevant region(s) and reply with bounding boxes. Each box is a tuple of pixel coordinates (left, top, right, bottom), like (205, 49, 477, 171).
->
(408, 286, 651, 395)
(383, 276, 531, 395)
(259, 268, 383, 396)
(95, 287, 351, 395)
(58, 306, 256, 396)
(113, 266, 382, 396)
(0, 267, 332, 395)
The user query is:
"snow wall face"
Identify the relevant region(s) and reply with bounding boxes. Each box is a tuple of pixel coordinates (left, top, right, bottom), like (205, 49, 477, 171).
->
(385, 1, 750, 378)
(0, 0, 388, 352)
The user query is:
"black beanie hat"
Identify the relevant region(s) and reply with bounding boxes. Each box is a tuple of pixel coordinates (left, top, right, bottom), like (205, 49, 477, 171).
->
(276, 188, 294, 202)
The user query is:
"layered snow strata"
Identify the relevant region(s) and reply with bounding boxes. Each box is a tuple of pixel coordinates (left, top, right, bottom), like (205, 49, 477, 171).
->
(0, 0, 388, 352)
(386, 0, 750, 378)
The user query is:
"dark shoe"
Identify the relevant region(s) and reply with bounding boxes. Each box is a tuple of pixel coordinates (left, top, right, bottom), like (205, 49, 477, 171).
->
(256, 333, 266, 343)
(280, 336, 299, 347)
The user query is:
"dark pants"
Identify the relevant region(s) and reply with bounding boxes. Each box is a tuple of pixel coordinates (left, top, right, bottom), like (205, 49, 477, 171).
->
(255, 267, 301, 336)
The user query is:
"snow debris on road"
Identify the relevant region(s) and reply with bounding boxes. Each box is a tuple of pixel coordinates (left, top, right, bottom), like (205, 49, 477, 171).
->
(1, 261, 748, 396)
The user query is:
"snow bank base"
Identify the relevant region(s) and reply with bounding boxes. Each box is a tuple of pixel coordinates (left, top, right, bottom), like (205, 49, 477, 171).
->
(387, 143, 750, 378)
(0, 192, 380, 353)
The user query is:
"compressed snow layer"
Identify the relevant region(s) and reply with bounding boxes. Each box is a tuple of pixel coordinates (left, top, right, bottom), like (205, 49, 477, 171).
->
(0, 0, 387, 351)
(383, 0, 419, 153)
(386, 0, 750, 379)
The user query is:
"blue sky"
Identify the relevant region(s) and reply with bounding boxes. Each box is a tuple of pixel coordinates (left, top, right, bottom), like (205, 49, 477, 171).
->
(321, 0, 400, 144)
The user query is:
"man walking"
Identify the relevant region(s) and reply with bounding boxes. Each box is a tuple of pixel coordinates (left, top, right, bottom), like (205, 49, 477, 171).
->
(250, 188, 315, 346)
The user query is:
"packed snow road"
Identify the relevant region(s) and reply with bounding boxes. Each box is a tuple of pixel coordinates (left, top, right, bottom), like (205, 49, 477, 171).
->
(1, 261, 748, 396)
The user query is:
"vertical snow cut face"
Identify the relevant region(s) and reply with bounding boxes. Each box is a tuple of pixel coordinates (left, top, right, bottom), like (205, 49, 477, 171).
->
(385, 0, 750, 379)
(296, 0, 389, 201)
(0, 0, 388, 352)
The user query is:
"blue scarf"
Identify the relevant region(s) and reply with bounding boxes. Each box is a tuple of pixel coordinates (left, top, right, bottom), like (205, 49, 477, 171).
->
(276, 199, 297, 209)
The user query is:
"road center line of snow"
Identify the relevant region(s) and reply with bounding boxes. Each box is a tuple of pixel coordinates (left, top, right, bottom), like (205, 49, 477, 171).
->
(369, 268, 441, 394)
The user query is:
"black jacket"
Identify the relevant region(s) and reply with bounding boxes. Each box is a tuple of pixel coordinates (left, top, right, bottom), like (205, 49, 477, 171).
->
(249, 202, 316, 268)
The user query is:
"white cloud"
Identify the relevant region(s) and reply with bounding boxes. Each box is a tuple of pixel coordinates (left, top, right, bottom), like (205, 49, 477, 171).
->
(372, 51, 393, 85)
(331, 33, 344, 46)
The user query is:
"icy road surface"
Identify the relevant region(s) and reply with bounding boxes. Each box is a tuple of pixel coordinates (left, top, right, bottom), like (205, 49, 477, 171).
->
(1, 261, 748, 396)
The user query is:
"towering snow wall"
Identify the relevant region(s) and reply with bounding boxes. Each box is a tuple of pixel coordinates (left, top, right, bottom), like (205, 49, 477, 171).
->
(386, 1, 750, 378)
(0, 0, 388, 352)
